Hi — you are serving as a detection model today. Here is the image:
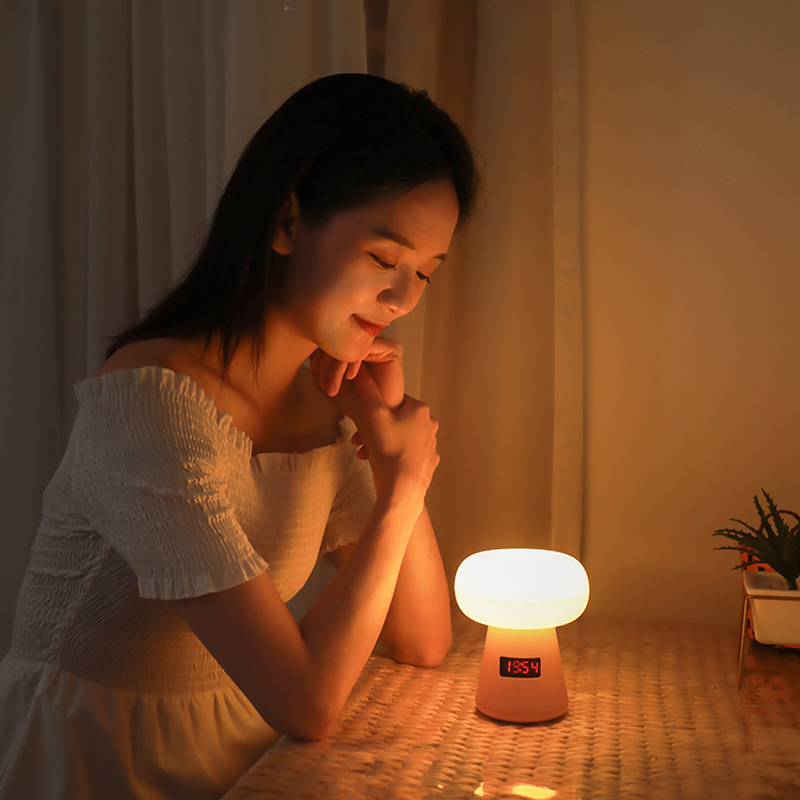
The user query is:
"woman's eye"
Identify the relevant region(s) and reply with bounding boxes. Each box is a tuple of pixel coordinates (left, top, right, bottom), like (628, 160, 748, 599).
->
(369, 253, 429, 284)
(370, 254, 396, 270)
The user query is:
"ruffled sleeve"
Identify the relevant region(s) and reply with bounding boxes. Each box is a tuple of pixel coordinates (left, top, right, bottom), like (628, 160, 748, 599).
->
(320, 427, 377, 554)
(71, 368, 267, 600)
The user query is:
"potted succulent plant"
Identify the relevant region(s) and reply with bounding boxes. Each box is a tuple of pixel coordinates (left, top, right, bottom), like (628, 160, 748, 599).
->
(713, 490, 800, 646)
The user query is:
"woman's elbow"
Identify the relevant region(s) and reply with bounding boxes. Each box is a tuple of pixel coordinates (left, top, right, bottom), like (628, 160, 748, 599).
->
(286, 715, 336, 742)
(253, 688, 342, 742)
(418, 635, 452, 668)
(391, 628, 452, 669)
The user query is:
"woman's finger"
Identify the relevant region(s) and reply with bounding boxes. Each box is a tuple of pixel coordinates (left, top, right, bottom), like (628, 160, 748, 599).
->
(345, 361, 362, 380)
(349, 432, 368, 461)
(309, 349, 333, 393)
(361, 337, 403, 366)
(325, 358, 348, 397)
(310, 349, 348, 396)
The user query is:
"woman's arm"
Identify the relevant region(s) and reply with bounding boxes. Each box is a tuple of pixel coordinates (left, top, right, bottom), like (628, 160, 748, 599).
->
(316, 339, 452, 666)
(330, 506, 452, 668)
(172, 368, 438, 741)
(379, 505, 452, 666)
(174, 492, 422, 741)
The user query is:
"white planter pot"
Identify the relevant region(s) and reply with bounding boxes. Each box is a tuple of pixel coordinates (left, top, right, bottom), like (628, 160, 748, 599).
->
(744, 571, 800, 646)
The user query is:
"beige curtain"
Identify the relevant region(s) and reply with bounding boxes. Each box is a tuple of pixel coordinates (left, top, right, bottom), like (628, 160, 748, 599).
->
(0, 0, 367, 650)
(0, 0, 582, 645)
(380, 0, 584, 580)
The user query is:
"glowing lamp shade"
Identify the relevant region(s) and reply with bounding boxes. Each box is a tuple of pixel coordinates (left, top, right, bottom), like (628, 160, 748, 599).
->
(455, 549, 589, 723)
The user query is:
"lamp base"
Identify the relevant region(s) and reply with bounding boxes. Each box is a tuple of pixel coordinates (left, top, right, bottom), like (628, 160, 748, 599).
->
(475, 626, 569, 723)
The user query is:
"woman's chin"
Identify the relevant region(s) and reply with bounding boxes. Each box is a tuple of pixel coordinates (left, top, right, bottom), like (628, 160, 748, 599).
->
(323, 340, 372, 365)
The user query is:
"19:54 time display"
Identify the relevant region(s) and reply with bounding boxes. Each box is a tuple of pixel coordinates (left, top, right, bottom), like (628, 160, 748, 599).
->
(499, 656, 541, 678)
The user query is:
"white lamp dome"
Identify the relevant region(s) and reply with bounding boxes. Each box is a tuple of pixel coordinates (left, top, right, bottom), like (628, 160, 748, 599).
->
(454, 548, 590, 630)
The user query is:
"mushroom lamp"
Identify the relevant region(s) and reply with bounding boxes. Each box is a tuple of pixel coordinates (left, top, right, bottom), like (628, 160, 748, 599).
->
(454, 548, 589, 723)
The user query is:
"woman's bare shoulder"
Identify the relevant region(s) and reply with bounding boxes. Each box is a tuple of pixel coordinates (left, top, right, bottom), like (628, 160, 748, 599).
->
(99, 338, 184, 375)
(97, 338, 221, 395)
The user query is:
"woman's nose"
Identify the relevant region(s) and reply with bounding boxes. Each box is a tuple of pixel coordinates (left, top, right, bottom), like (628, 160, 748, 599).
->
(378, 271, 420, 317)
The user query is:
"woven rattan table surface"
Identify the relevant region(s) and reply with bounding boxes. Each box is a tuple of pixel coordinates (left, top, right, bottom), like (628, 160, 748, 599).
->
(223, 616, 800, 799)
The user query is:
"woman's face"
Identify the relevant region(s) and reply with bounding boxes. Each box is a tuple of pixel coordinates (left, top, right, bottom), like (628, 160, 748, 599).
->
(274, 179, 459, 363)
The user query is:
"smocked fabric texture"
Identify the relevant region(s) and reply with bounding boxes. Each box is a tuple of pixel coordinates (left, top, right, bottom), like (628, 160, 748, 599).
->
(0, 367, 375, 800)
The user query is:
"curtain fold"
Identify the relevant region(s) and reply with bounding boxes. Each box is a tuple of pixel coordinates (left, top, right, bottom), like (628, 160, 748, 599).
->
(550, 0, 584, 559)
(382, 0, 583, 577)
(0, 0, 366, 651)
(0, 3, 65, 657)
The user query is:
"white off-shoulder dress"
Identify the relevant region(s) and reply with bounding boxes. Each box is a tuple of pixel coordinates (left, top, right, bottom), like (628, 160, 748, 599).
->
(0, 367, 375, 800)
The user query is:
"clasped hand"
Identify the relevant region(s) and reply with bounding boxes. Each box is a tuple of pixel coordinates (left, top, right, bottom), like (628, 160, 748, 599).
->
(309, 340, 439, 501)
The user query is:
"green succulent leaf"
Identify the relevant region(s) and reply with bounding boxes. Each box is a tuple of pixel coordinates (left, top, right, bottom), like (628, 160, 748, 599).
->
(712, 490, 800, 591)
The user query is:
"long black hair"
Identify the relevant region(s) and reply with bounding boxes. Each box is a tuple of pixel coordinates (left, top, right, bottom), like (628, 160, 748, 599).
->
(107, 73, 479, 373)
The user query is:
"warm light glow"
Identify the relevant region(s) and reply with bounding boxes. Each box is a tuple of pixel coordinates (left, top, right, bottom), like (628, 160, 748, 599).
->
(455, 549, 589, 629)
(474, 783, 558, 799)
(456, 549, 589, 723)
(512, 785, 557, 799)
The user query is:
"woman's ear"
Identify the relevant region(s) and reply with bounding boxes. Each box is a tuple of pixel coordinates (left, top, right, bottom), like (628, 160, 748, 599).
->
(272, 192, 300, 255)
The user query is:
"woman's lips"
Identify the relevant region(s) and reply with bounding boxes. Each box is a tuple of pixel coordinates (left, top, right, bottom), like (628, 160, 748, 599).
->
(353, 315, 386, 337)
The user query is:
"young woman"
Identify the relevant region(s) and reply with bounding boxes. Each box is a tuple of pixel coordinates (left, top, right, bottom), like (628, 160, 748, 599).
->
(0, 73, 478, 799)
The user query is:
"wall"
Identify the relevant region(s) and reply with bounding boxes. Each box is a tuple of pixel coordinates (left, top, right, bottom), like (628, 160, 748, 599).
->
(579, 0, 800, 628)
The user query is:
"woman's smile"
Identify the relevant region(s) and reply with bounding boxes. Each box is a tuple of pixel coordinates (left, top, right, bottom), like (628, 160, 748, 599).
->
(353, 316, 388, 337)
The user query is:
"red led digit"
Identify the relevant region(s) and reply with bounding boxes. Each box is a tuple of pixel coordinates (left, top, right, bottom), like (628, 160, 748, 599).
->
(499, 656, 541, 678)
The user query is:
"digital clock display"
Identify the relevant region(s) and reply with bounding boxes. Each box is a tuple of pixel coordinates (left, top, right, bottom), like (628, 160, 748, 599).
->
(499, 656, 541, 678)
